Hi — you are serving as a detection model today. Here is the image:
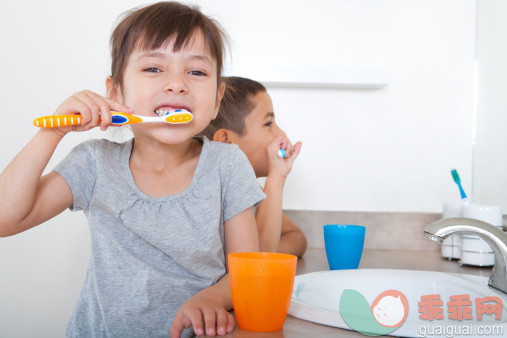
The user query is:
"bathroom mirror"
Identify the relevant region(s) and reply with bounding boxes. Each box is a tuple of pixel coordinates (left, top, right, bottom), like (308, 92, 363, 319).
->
(472, 0, 507, 212)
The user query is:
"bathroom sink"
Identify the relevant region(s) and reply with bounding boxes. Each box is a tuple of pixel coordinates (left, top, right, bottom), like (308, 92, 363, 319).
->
(288, 269, 507, 337)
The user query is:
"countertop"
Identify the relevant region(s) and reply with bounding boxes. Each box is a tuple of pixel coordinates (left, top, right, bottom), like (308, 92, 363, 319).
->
(211, 248, 493, 338)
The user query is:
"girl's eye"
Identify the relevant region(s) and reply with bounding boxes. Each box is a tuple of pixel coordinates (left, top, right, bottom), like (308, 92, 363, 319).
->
(264, 122, 273, 127)
(143, 67, 161, 73)
(188, 70, 207, 76)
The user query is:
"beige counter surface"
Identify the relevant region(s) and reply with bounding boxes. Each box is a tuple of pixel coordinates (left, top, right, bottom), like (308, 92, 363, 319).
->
(207, 248, 493, 338)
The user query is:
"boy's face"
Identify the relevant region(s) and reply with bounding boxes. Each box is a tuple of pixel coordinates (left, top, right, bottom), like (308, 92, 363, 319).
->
(229, 91, 286, 177)
(110, 31, 224, 145)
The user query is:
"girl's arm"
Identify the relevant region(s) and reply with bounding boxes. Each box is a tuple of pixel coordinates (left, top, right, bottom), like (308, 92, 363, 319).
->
(170, 206, 259, 337)
(0, 90, 132, 237)
(0, 129, 73, 236)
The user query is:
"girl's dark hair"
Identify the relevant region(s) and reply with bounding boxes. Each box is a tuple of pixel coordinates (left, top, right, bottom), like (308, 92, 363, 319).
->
(110, 1, 228, 91)
(202, 76, 266, 139)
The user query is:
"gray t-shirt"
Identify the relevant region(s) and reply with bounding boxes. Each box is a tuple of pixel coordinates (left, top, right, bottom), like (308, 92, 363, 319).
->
(54, 136, 265, 337)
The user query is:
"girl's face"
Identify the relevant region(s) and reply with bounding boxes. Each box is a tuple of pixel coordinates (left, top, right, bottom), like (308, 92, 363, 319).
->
(110, 31, 224, 145)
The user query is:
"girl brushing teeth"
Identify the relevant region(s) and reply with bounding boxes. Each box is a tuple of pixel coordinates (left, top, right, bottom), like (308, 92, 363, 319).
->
(0, 2, 265, 337)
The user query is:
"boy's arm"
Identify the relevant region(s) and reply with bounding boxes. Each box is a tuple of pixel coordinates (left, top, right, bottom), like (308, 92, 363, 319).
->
(256, 181, 307, 257)
(170, 206, 259, 337)
(278, 213, 307, 257)
(256, 136, 303, 255)
(255, 176, 284, 253)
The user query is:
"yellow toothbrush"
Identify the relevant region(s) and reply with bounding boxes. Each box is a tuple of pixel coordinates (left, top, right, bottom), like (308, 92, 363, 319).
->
(33, 109, 193, 128)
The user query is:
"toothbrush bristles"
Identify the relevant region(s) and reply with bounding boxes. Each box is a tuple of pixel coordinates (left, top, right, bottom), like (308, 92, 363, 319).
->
(155, 110, 170, 117)
(155, 108, 185, 117)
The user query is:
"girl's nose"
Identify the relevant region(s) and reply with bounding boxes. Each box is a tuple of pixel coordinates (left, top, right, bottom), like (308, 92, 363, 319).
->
(163, 76, 188, 94)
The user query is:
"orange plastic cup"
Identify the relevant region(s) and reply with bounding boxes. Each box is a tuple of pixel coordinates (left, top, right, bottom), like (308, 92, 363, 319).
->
(228, 252, 297, 332)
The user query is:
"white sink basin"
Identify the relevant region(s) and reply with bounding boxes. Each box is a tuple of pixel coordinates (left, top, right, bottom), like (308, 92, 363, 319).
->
(288, 269, 507, 337)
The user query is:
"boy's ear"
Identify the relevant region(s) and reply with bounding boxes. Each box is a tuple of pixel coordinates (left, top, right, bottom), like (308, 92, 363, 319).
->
(213, 129, 232, 143)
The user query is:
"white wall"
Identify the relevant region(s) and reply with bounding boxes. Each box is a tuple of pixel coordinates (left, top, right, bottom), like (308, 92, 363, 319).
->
(473, 0, 507, 209)
(201, 0, 478, 213)
(0, 0, 477, 336)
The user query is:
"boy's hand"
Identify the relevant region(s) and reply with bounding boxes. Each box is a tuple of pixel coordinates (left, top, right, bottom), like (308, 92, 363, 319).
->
(266, 136, 302, 178)
(51, 90, 133, 137)
(170, 292, 235, 337)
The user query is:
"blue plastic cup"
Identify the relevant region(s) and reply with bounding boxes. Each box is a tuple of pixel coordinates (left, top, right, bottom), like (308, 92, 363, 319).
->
(323, 224, 365, 270)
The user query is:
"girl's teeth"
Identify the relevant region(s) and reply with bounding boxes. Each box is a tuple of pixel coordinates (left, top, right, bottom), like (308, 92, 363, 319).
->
(155, 108, 189, 116)
(155, 109, 173, 116)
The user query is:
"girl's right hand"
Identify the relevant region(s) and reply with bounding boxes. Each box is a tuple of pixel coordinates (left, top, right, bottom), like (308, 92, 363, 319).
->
(51, 90, 134, 137)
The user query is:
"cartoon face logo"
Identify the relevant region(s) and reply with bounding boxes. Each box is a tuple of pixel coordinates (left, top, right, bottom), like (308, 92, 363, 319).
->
(371, 290, 409, 328)
(340, 288, 409, 336)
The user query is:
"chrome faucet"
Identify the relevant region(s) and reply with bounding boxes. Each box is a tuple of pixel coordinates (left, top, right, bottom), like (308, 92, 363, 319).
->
(423, 217, 507, 294)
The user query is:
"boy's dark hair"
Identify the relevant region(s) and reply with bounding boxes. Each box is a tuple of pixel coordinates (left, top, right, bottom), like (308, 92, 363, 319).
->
(202, 76, 266, 140)
(110, 1, 227, 91)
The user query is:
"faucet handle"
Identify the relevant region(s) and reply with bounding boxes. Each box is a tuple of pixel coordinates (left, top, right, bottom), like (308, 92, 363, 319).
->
(424, 217, 507, 294)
